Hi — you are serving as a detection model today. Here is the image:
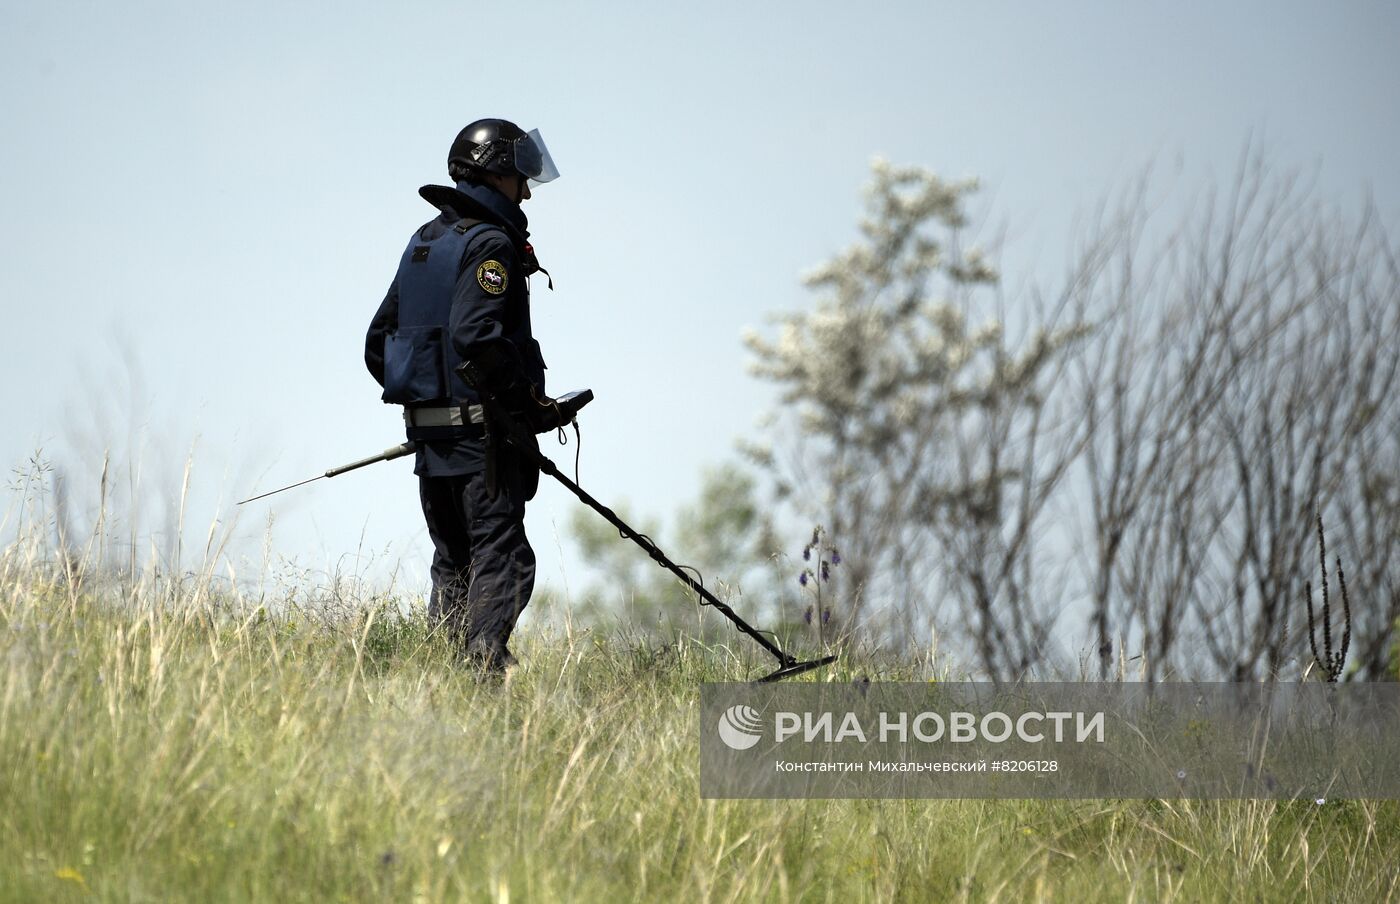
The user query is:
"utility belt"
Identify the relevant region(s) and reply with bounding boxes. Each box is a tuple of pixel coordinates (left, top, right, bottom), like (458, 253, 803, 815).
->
(402, 404, 487, 441)
(403, 404, 485, 428)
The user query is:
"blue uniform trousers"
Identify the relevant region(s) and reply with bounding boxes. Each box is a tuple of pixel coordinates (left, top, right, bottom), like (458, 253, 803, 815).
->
(417, 457, 536, 667)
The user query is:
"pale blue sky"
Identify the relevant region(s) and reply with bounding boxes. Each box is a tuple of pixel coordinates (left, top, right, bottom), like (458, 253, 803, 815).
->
(3, 1, 1397, 605)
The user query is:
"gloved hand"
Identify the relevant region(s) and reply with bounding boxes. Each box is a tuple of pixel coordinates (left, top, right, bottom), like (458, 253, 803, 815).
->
(518, 388, 571, 434)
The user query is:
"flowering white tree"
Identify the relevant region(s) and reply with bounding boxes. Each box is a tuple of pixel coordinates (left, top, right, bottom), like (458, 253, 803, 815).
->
(745, 159, 1088, 674)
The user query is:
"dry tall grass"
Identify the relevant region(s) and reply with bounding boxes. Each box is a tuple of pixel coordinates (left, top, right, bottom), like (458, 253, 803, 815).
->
(2, 477, 1397, 902)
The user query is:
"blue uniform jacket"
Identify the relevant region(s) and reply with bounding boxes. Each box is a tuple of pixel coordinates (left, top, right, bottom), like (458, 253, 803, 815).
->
(365, 181, 546, 477)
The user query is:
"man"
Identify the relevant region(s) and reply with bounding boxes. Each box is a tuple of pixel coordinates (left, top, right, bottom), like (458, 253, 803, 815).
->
(364, 118, 561, 674)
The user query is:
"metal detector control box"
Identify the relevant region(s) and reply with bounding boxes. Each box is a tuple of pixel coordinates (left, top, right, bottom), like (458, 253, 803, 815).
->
(554, 389, 594, 422)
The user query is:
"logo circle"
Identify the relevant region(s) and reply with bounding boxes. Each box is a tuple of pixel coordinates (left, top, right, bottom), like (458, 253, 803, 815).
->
(476, 260, 508, 295)
(717, 704, 764, 750)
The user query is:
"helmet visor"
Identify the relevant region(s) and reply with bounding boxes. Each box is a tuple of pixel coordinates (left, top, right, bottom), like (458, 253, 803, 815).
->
(515, 128, 560, 185)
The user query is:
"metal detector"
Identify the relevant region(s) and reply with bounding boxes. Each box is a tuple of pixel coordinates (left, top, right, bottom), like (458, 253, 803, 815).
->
(238, 384, 837, 683)
(468, 378, 837, 683)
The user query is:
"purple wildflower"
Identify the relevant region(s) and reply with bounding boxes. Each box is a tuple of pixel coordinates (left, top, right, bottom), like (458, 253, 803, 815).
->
(803, 606, 813, 624)
(822, 609, 831, 624)
(831, 550, 841, 565)
(798, 572, 808, 587)
(821, 561, 830, 582)
(802, 546, 811, 561)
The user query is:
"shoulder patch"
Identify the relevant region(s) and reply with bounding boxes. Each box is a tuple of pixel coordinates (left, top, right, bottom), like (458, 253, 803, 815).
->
(476, 260, 509, 295)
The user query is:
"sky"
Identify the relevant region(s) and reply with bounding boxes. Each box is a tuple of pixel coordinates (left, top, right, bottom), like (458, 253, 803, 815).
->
(3, 1, 1398, 617)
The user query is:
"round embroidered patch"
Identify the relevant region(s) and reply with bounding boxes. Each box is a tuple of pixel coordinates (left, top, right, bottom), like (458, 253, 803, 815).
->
(476, 260, 508, 295)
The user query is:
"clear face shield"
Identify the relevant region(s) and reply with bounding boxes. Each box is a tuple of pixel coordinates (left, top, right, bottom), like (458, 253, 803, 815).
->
(513, 128, 560, 186)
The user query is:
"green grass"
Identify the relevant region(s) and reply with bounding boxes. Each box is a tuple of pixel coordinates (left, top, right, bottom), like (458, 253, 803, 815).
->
(2, 562, 1398, 903)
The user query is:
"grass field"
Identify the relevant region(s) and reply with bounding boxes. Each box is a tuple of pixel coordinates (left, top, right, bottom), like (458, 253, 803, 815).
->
(3, 551, 1398, 903)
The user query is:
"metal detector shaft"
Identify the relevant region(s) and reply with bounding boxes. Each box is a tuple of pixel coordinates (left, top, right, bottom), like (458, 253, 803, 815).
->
(524, 449, 836, 681)
(460, 381, 834, 680)
(525, 444, 791, 663)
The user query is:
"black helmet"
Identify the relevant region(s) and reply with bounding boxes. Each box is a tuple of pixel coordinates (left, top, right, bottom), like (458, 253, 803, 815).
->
(448, 118, 560, 185)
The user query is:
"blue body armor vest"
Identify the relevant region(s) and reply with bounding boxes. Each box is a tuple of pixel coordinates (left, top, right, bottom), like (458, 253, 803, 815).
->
(381, 219, 493, 416)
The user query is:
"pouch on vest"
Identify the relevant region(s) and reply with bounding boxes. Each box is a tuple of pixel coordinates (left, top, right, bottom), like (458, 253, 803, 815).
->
(382, 325, 449, 404)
